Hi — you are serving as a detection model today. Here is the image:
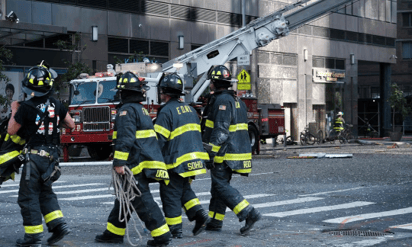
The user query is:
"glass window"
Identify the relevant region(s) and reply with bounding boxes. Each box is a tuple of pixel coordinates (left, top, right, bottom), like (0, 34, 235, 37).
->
(97, 80, 120, 103)
(402, 42, 412, 59)
(70, 81, 97, 105)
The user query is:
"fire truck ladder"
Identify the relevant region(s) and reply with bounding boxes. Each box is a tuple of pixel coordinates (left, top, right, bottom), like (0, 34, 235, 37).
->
(161, 0, 353, 103)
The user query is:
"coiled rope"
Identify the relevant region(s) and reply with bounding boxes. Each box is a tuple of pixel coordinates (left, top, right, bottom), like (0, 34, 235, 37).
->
(111, 166, 145, 246)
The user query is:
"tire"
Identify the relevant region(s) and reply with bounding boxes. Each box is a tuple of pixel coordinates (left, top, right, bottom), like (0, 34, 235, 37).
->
(248, 124, 259, 154)
(307, 133, 316, 145)
(286, 136, 294, 145)
(338, 134, 347, 144)
(300, 133, 306, 146)
(317, 130, 323, 144)
(87, 143, 113, 161)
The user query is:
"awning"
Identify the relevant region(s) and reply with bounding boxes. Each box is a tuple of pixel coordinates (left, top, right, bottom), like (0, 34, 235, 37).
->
(0, 20, 67, 46)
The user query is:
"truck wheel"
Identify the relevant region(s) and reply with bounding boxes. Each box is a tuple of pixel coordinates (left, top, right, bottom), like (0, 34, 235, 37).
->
(248, 124, 259, 154)
(87, 144, 112, 161)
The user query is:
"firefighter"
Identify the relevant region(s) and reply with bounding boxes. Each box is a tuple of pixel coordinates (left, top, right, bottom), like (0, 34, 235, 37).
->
(7, 61, 75, 246)
(95, 71, 172, 247)
(333, 111, 345, 133)
(202, 65, 261, 235)
(154, 73, 210, 239)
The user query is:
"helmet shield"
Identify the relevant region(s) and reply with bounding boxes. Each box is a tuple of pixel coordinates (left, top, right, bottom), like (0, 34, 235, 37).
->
(207, 65, 232, 88)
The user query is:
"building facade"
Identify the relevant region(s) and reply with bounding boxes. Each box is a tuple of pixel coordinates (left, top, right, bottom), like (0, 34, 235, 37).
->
(0, 0, 397, 139)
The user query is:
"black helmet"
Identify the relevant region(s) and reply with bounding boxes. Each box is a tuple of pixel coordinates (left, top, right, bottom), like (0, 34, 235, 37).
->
(22, 64, 56, 97)
(159, 73, 184, 97)
(116, 71, 150, 93)
(207, 65, 232, 88)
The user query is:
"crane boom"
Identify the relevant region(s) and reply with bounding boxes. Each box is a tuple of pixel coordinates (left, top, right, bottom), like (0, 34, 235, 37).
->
(161, 0, 352, 103)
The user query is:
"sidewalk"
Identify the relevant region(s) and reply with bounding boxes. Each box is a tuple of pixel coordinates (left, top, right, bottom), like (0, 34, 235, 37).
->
(259, 135, 412, 152)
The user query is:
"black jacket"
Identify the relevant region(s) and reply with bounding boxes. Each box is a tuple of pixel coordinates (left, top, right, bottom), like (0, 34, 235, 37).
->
(202, 90, 252, 174)
(154, 99, 208, 177)
(113, 102, 169, 183)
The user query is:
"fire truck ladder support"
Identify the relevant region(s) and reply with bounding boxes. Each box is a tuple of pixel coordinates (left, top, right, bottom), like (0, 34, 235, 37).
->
(161, 0, 353, 103)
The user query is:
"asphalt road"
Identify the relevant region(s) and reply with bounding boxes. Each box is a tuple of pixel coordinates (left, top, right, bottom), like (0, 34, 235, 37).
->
(1, 143, 412, 246)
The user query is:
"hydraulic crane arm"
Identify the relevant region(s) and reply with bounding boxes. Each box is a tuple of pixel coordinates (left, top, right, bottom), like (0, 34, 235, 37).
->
(161, 0, 352, 103)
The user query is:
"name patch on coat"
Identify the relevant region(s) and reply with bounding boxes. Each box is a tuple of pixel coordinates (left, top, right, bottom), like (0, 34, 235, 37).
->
(219, 105, 226, 111)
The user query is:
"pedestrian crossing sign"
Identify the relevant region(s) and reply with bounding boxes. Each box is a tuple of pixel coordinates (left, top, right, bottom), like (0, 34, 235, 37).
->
(237, 69, 251, 90)
(237, 69, 251, 83)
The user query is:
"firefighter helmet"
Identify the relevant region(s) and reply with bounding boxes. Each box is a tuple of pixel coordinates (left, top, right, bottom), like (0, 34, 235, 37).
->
(207, 65, 232, 88)
(337, 111, 344, 116)
(159, 73, 184, 97)
(22, 64, 56, 97)
(116, 71, 150, 93)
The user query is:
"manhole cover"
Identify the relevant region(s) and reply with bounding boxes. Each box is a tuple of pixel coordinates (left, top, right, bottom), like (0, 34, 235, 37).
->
(323, 229, 394, 237)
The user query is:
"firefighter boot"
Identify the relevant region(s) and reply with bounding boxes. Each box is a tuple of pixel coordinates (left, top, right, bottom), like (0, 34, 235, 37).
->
(192, 210, 210, 236)
(16, 233, 43, 247)
(205, 219, 222, 232)
(147, 238, 170, 247)
(95, 230, 124, 244)
(240, 208, 262, 235)
(47, 223, 71, 245)
(169, 224, 182, 239)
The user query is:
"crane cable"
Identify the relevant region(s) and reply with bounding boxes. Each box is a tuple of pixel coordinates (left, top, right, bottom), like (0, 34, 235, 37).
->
(111, 166, 145, 246)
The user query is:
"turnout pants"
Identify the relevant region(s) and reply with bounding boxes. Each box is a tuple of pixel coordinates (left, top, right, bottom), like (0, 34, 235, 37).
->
(160, 171, 203, 231)
(106, 173, 171, 242)
(208, 162, 252, 227)
(18, 146, 65, 235)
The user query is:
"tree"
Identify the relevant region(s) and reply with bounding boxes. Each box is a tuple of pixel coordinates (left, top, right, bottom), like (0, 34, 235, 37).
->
(54, 33, 91, 93)
(0, 46, 13, 105)
(388, 83, 411, 132)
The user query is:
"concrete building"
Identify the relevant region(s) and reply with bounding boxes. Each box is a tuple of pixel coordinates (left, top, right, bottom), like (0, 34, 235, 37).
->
(0, 0, 397, 140)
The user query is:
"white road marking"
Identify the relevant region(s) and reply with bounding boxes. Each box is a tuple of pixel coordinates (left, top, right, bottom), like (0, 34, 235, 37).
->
(102, 193, 274, 206)
(323, 207, 412, 224)
(0, 181, 66, 188)
(253, 197, 324, 209)
(60, 194, 115, 201)
(263, 201, 375, 217)
(1, 183, 105, 194)
(335, 237, 389, 247)
(299, 187, 365, 197)
(389, 223, 412, 230)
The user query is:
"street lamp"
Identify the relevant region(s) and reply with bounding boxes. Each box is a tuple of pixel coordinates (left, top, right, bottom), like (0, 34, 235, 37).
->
(92, 26, 98, 42)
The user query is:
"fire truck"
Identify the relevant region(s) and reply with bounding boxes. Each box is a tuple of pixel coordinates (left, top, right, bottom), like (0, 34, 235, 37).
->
(60, 0, 352, 161)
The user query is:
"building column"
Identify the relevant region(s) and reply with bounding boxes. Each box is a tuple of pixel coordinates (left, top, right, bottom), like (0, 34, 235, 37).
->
(380, 63, 391, 137)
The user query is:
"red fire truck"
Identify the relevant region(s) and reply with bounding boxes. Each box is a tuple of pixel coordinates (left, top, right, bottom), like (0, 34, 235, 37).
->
(60, 64, 285, 161)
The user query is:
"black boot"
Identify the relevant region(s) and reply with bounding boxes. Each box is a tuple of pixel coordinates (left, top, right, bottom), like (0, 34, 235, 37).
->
(95, 230, 124, 244)
(168, 224, 182, 239)
(16, 233, 43, 247)
(240, 208, 261, 235)
(47, 223, 71, 245)
(192, 210, 210, 236)
(146, 238, 170, 247)
(205, 220, 222, 232)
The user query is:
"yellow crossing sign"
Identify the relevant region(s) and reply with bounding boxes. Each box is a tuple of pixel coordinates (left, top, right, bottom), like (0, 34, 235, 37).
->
(237, 69, 251, 90)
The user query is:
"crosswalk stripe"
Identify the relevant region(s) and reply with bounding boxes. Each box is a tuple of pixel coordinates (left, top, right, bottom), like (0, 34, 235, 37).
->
(0, 183, 105, 194)
(299, 187, 365, 197)
(9, 188, 112, 198)
(323, 207, 412, 224)
(252, 197, 324, 209)
(390, 223, 412, 230)
(102, 193, 274, 206)
(263, 201, 375, 217)
(60, 194, 114, 201)
(0, 181, 66, 188)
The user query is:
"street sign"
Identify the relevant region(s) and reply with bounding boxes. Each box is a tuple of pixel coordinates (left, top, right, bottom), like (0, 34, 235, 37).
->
(237, 69, 251, 83)
(237, 55, 250, 66)
(237, 84, 251, 90)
